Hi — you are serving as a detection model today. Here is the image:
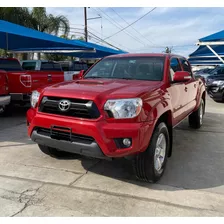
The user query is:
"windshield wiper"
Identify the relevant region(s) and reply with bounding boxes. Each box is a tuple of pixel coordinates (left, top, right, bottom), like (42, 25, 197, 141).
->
(84, 76, 106, 79)
(117, 77, 133, 80)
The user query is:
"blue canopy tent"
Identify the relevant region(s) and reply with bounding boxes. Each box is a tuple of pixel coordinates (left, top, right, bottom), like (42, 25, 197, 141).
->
(189, 30, 224, 65)
(0, 20, 94, 53)
(12, 40, 128, 58)
(33, 40, 128, 58)
(62, 40, 128, 58)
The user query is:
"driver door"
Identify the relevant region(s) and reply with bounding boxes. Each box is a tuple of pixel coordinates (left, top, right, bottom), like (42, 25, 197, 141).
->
(167, 57, 189, 125)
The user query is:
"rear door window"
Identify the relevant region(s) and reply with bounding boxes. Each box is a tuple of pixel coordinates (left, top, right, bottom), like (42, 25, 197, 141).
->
(60, 62, 70, 71)
(22, 62, 36, 70)
(0, 59, 23, 71)
(53, 63, 62, 71)
(41, 62, 54, 71)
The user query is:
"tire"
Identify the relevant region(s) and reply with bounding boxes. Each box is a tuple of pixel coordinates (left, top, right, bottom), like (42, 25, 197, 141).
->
(133, 122, 170, 183)
(38, 144, 67, 158)
(188, 99, 205, 129)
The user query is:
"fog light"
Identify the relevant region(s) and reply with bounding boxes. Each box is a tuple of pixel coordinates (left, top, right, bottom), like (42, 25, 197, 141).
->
(114, 138, 132, 149)
(123, 138, 131, 147)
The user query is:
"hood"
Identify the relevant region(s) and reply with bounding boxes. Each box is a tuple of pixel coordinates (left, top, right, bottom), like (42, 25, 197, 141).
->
(42, 78, 163, 101)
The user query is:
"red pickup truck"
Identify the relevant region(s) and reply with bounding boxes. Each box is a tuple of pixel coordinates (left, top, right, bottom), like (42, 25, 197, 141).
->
(27, 53, 206, 182)
(0, 70, 11, 115)
(0, 58, 64, 109)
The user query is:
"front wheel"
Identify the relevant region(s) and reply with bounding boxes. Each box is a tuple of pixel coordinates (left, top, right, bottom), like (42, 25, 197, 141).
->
(133, 122, 170, 183)
(188, 99, 205, 129)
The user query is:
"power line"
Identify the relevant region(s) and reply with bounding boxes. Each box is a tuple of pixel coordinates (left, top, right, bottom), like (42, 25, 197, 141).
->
(109, 8, 163, 48)
(83, 26, 131, 51)
(103, 7, 157, 41)
(91, 7, 148, 47)
(62, 27, 127, 51)
(62, 24, 132, 51)
(96, 8, 147, 45)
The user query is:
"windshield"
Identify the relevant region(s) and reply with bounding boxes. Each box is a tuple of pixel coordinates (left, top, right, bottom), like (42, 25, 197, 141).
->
(84, 57, 165, 81)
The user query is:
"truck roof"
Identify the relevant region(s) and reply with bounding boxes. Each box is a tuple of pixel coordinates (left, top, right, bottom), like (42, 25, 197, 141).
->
(105, 53, 185, 59)
(0, 57, 19, 61)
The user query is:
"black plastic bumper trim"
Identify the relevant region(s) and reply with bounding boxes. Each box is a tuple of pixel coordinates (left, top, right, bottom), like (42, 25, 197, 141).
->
(31, 130, 109, 160)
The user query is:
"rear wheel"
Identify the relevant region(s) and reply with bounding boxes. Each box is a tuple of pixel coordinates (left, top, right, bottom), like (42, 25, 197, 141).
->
(188, 99, 205, 129)
(38, 144, 67, 158)
(133, 122, 170, 183)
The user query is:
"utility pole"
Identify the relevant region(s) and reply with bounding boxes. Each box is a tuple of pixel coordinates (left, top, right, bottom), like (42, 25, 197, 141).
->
(84, 7, 88, 42)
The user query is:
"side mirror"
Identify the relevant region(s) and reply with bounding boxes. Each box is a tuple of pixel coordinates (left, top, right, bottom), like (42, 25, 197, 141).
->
(173, 71, 191, 82)
(73, 70, 85, 80)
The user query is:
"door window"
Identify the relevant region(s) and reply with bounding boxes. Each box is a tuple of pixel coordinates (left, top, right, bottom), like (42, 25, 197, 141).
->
(41, 62, 54, 71)
(170, 58, 181, 81)
(22, 62, 36, 70)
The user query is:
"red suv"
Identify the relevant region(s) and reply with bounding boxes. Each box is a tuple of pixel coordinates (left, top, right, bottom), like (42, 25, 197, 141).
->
(27, 53, 206, 182)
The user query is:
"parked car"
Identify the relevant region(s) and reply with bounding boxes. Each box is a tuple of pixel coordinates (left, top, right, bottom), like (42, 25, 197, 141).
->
(27, 53, 206, 183)
(206, 73, 224, 102)
(0, 58, 64, 109)
(0, 69, 11, 116)
(57, 61, 89, 81)
(196, 65, 224, 82)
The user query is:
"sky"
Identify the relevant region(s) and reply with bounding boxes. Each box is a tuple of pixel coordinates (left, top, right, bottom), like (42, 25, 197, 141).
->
(46, 7, 224, 57)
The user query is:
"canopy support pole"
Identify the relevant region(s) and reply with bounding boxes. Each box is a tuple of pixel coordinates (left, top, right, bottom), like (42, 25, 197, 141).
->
(206, 45, 224, 64)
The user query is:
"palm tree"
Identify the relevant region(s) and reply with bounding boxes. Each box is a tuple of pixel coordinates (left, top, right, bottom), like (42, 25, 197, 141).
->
(0, 7, 31, 27)
(0, 7, 70, 59)
(29, 8, 70, 59)
(30, 8, 70, 37)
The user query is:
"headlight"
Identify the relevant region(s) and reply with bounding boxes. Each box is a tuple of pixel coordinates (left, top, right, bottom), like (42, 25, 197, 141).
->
(212, 80, 224, 86)
(30, 90, 40, 108)
(104, 98, 143, 119)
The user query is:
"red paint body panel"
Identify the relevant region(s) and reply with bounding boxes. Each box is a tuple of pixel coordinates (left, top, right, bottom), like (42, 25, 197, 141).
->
(26, 53, 206, 158)
(0, 58, 64, 103)
(0, 70, 8, 96)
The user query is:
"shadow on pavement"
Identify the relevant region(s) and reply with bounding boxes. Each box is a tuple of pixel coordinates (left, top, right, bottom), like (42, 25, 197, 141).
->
(1, 106, 224, 192)
(80, 112, 224, 191)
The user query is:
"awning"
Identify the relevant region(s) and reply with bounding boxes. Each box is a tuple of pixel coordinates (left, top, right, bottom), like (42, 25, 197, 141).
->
(55, 40, 128, 58)
(0, 20, 93, 52)
(188, 30, 224, 65)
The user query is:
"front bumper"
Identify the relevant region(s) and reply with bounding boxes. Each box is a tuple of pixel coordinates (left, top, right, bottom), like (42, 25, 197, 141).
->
(0, 95, 11, 106)
(27, 109, 154, 158)
(10, 93, 31, 102)
(31, 129, 106, 159)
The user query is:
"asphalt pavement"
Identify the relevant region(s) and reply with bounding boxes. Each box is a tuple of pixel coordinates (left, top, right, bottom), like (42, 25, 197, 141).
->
(0, 96, 223, 216)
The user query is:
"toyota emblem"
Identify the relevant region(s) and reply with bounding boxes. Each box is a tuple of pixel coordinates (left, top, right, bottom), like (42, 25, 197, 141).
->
(58, 99, 71, 112)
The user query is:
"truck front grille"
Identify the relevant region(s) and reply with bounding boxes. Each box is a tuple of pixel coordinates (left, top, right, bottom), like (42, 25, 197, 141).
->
(38, 96, 100, 119)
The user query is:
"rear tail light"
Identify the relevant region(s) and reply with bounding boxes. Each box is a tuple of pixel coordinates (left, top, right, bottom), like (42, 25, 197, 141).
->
(20, 74, 31, 87)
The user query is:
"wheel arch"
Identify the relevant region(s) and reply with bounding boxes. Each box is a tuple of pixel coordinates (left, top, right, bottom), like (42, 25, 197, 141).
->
(154, 110, 173, 157)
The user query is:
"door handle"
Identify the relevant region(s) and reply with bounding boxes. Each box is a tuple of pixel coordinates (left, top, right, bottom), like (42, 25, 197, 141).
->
(194, 84, 196, 88)
(184, 87, 188, 92)
(48, 74, 52, 77)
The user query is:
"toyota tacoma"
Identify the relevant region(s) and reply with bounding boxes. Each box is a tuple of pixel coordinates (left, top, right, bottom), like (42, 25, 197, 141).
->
(27, 53, 206, 182)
